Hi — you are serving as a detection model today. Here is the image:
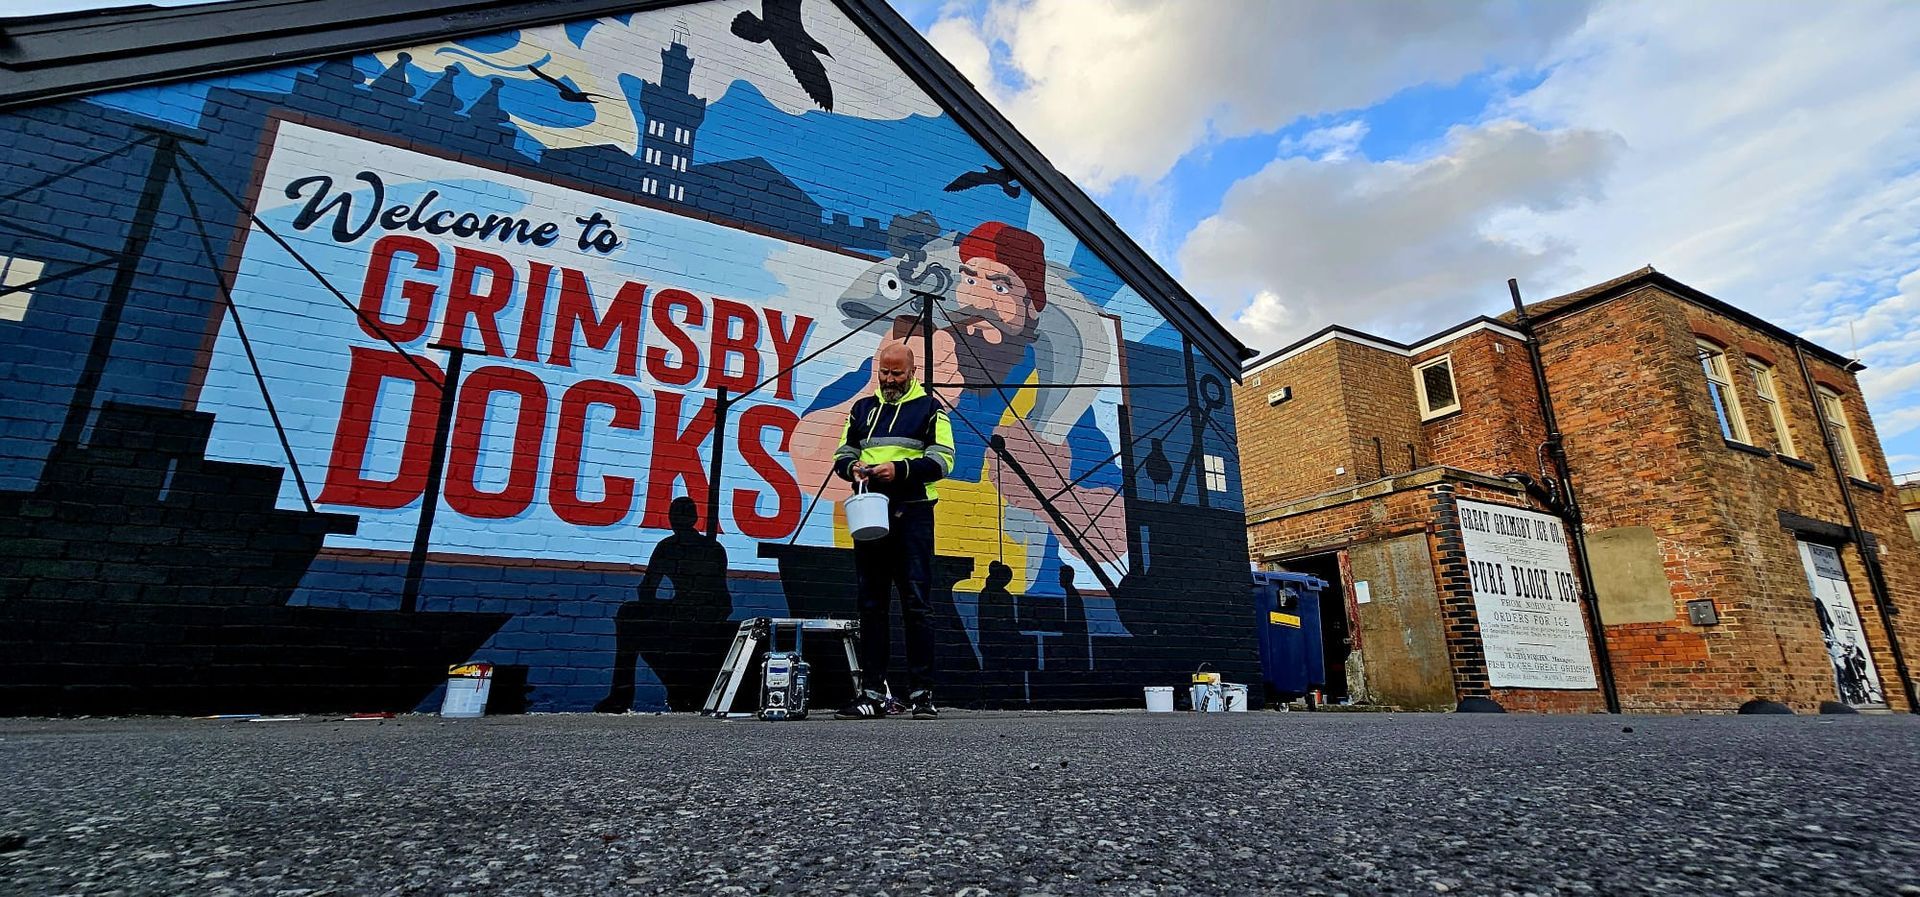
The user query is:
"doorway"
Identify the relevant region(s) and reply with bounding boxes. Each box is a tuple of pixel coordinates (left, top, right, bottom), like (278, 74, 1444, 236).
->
(1796, 540, 1888, 709)
(1279, 552, 1350, 703)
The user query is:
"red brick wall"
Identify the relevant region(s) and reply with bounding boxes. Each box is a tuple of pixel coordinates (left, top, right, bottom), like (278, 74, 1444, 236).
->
(1418, 330, 1549, 479)
(1538, 286, 1919, 713)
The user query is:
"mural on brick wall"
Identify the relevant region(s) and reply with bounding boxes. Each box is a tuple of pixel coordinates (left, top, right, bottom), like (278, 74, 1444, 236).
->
(0, 0, 1249, 714)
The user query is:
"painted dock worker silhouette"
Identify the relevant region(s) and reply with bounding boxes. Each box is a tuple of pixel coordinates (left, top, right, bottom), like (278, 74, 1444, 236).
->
(595, 497, 735, 712)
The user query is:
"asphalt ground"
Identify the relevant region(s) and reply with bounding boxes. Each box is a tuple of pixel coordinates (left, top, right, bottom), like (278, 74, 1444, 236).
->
(2, 710, 1918, 896)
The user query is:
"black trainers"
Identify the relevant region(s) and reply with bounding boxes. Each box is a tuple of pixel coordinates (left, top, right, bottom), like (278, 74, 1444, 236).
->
(834, 692, 886, 720)
(909, 691, 938, 719)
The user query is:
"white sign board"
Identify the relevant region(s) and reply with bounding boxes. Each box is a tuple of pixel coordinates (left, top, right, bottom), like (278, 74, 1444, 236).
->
(1457, 500, 1598, 689)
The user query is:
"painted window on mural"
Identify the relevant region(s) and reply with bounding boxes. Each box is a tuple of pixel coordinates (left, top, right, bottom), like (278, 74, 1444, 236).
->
(1818, 387, 1867, 478)
(1414, 355, 1459, 419)
(1749, 359, 1796, 457)
(1204, 454, 1226, 492)
(1696, 340, 1749, 443)
(0, 254, 45, 322)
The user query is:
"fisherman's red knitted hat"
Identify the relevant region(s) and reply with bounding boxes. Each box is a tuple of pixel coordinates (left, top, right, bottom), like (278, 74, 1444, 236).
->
(958, 221, 1047, 311)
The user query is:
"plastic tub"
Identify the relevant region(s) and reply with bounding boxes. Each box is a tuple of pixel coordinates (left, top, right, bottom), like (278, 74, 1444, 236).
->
(1143, 686, 1175, 712)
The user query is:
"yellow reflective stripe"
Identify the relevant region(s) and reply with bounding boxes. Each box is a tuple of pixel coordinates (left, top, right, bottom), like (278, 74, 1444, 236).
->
(1269, 611, 1301, 627)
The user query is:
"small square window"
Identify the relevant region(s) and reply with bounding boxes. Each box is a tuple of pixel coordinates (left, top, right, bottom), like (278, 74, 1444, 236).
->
(1, 255, 46, 322)
(1414, 356, 1460, 419)
(1204, 454, 1227, 492)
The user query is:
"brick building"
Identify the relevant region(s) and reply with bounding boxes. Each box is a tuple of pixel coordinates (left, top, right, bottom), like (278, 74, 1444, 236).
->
(0, 0, 1255, 715)
(1236, 267, 1920, 714)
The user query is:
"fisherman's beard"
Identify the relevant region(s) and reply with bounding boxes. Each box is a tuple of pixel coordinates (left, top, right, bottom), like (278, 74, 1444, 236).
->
(880, 383, 907, 402)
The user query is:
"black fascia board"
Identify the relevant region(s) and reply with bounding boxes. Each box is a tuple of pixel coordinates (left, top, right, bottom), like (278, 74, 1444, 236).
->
(1243, 323, 1406, 371)
(1532, 270, 1857, 371)
(834, 0, 1254, 379)
(0, 0, 683, 112)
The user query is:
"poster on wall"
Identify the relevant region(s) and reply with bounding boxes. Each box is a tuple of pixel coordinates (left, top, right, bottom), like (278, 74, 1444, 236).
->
(1796, 541, 1887, 709)
(1457, 499, 1598, 690)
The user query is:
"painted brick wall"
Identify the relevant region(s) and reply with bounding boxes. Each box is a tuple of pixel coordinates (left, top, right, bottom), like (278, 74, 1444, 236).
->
(0, 1, 1255, 715)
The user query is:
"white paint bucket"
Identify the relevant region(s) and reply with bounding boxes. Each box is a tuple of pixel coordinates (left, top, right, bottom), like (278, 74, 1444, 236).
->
(1143, 686, 1174, 712)
(440, 662, 492, 718)
(845, 491, 890, 541)
(1223, 683, 1249, 712)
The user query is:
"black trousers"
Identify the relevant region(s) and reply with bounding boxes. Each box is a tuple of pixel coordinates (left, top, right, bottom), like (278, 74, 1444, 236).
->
(853, 500, 936, 696)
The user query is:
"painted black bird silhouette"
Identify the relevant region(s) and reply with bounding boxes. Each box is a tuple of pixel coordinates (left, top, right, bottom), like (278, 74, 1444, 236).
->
(732, 0, 835, 111)
(944, 166, 1021, 198)
(1141, 438, 1173, 501)
(526, 64, 603, 104)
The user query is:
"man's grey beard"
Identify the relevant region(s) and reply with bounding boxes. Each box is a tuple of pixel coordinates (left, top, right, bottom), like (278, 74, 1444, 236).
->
(880, 384, 907, 401)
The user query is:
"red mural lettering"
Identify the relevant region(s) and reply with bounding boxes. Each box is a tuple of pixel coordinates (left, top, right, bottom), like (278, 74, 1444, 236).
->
(733, 403, 801, 539)
(641, 390, 715, 530)
(706, 298, 761, 394)
(644, 288, 704, 386)
(512, 261, 551, 362)
(437, 247, 515, 355)
(356, 235, 439, 343)
(444, 365, 548, 519)
(763, 309, 812, 401)
(548, 268, 645, 376)
(551, 379, 643, 527)
(317, 346, 443, 509)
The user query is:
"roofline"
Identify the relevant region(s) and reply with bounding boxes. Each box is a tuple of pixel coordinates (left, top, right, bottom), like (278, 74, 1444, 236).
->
(0, 1, 686, 112)
(1521, 269, 1859, 371)
(1243, 316, 1524, 379)
(0, 0, 1254, 379)
(1244, 268, 1862, 379)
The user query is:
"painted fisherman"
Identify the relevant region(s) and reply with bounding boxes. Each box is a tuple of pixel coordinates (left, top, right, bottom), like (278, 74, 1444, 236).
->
(832, 342, 955, 720)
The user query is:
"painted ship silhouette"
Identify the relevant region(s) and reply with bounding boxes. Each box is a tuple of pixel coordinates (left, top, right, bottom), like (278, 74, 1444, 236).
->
(0, 401, 511, 716)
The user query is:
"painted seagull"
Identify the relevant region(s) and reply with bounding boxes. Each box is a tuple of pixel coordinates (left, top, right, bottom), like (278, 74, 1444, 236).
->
(944, 166, 1022, 198)
(526, 64, 603, 103)
(732, 0, 835, 112)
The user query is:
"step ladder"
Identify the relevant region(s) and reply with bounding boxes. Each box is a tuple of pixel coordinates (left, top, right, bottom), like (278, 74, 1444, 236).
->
(701, 617, 863, 717)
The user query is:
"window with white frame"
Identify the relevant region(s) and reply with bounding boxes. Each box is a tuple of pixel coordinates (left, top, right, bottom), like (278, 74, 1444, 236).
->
(1817, 387, 1867, 479)
(1696, 340, 1749, 443)
(1749, 359, 1796, 457)
(675, 126, 691, 144)
(642, 177, 658, 195)
(1204, 454, 1227, 492)
(1, 254, 47, 322)
(670, 154, 687, 172)
(1413, 356, 1460, 419)
(644, 147, 661, 165)
(647, 120, 664, 137)
(667, 183, 684, 202)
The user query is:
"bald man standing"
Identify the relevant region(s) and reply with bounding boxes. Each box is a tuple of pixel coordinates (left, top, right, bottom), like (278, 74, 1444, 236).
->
(832, 343, 955, 720)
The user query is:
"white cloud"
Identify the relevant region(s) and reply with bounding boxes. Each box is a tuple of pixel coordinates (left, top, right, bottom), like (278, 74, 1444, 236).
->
(1179, 121, 1620, 349)
(925, 0, 1594, 190)
(1278, 121, 1369, 163)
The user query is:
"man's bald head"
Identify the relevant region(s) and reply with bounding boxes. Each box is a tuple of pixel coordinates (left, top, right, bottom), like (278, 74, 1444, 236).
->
(878, 342, 914, 368)
(876, 342, 915, 401)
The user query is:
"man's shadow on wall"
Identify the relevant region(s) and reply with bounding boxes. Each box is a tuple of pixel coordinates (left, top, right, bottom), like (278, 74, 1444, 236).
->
(595, 497, 736, 712)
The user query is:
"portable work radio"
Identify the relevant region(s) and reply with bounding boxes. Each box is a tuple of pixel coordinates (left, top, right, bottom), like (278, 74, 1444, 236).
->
(758, 622, 811, 721)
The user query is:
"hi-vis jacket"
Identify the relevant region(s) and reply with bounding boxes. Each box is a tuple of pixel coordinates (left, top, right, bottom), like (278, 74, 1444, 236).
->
(833, 379, 956, 504)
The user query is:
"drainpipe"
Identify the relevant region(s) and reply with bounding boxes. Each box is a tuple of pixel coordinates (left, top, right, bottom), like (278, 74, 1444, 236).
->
(1792, 342, 1918, 713)
(1509, 279, 1622, 713)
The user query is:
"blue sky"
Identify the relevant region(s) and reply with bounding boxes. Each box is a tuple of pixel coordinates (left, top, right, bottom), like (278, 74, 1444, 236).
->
(894, 0, 1920, 480)
(9, 0, 1920, 479)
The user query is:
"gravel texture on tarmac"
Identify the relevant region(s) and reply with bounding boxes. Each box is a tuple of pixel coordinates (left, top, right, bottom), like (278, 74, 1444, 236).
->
(2, 710, 1918, 896)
